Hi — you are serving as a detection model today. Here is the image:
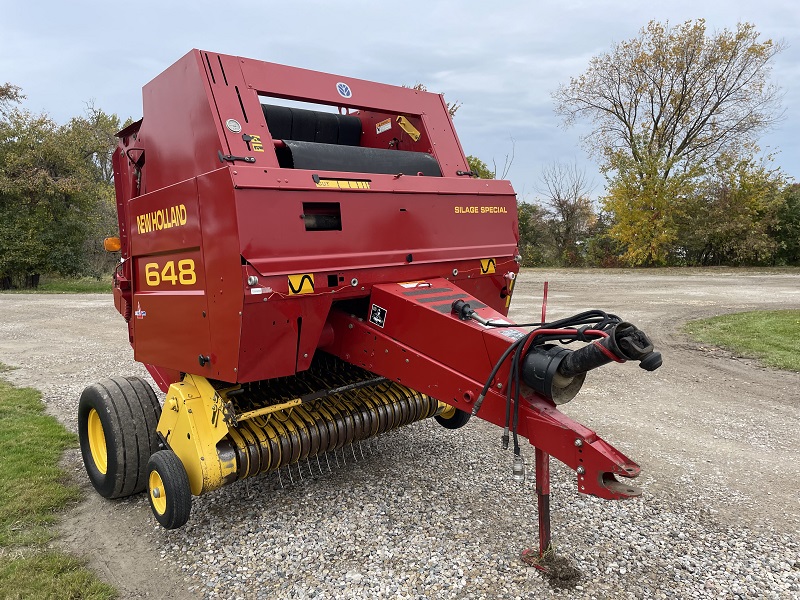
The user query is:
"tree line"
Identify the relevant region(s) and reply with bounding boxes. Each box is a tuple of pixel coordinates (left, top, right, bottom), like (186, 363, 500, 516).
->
(502, 160, 799, 268)
(0, 85, 122, 288)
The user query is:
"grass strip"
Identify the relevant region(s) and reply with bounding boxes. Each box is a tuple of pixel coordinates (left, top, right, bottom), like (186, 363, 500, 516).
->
(0, 552, 115, 600)
(684, 310, 800, 372)
(0, 370, 116, 598)
(1, 276, 112, 294)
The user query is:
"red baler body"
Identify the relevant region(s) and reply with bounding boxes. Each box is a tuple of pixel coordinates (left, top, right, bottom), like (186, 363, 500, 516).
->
(113, 49, 518, 389)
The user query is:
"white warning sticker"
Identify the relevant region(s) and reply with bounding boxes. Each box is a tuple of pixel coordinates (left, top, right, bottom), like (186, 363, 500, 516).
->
(376, 118, 392, 135)
(398, 281, 431, 289)
(498, 329, 526, 341)
(477, 319, 511, 328)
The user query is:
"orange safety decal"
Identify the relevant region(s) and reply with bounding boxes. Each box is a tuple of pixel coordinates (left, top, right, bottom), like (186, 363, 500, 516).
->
(480, 259, 496, 274)
(288, 273, 315, 295)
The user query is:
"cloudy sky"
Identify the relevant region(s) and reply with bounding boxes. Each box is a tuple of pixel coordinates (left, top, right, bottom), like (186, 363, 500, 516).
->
(2, 1, 797, 199)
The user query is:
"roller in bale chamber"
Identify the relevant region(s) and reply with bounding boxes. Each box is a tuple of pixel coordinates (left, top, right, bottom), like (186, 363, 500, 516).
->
(208, 355, 445, 484)
(77, 49, 663, 566)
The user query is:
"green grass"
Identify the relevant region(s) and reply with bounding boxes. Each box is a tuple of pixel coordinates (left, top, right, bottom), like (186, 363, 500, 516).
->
(1, 275, 112, 294)
(684, 310, 800, 372)
(0, 369, 116, 599)
(0, 552, 115, 600)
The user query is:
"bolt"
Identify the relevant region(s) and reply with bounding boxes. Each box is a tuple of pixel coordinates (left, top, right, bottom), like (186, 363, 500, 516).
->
(348, 323, 354, 329)
(574, 439, 583, 447)
(405, 359, 409, 363)
(303, 353, 308, 358)
(452, 268, 459, 276)
(496, 382, 503, 389)
(577, 466, 585, 475)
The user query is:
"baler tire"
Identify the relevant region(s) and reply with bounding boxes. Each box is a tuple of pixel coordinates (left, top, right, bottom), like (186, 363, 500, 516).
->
(434, 408, 471, 430)
(146, 450, 191, 530)
(77, 377, 162, 499)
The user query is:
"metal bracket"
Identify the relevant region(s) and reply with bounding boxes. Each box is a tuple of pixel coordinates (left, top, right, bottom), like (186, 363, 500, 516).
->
(218, 150, 255, 163)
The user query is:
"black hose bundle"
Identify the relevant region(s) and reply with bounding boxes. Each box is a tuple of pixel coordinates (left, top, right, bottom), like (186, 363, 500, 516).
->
(472, 310, 625, 457)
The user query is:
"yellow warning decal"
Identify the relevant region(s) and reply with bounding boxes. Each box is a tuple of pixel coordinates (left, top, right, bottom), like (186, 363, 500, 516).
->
(396, 116, 421, 141)
(480, 258, 496, 274)
(315, 179, 370, 189)
(288, 273, 315, 295)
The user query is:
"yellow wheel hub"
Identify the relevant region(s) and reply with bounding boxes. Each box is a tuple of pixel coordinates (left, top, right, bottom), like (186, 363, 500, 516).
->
(438, 403, 456, 420)
(87, 409, 108, 475)
(149, 470, 167, 515)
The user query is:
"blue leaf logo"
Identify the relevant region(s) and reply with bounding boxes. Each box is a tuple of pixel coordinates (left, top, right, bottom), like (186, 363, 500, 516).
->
(336, 82, 352, 98)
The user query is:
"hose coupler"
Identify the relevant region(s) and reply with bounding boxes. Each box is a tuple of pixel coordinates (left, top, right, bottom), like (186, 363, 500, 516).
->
(521, 323, 662, 405)
(556, 322, 662, 378)
(521, 345, 587, 405)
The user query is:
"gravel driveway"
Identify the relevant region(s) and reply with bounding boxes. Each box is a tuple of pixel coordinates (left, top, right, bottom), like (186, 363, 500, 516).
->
(0, 268, 798, 599)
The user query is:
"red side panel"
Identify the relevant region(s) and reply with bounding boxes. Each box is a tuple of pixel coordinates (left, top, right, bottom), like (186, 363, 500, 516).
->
(129, 178, 212, 373)
(140, 51, 227, 192)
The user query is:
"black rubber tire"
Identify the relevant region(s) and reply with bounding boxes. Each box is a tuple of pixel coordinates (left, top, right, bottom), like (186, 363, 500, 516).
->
(146, 450, 191, 530)
(77, 376, 162, 499)
(434, 407, 471, 430)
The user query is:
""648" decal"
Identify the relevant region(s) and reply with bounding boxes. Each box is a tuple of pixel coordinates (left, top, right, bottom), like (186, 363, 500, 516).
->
(143, 259, 197, 286)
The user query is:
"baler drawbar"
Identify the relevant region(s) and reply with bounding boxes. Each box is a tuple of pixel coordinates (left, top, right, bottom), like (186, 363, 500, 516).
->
(78, 50, 661, 561)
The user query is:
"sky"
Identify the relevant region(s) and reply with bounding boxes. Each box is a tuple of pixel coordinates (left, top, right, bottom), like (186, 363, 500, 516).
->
(1, 1, 798, 200)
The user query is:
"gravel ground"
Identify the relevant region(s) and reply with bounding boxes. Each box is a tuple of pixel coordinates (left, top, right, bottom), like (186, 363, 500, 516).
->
(0, 268, 798, 599)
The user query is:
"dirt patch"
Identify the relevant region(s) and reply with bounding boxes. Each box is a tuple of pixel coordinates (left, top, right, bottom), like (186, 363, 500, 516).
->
(521, 547, 582, 590)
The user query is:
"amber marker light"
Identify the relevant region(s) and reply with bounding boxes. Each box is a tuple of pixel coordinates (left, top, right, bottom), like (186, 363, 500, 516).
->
(103, 237, 121, 252)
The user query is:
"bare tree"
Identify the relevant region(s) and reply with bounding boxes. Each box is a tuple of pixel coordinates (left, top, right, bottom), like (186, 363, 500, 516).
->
(537, 162, 596, 265)
(553, 20, 785, 180)
(492, 138, 515, 180)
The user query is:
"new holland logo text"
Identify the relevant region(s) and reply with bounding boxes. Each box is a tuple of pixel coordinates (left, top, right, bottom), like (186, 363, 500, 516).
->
(136, 204, 187, 234)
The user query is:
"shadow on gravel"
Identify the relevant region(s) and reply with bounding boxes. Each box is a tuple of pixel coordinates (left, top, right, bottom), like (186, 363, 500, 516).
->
(521, 548, 582, 590)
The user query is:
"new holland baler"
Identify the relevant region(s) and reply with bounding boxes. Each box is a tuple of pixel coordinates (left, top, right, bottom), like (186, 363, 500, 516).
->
(78, 50, 661, 557)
